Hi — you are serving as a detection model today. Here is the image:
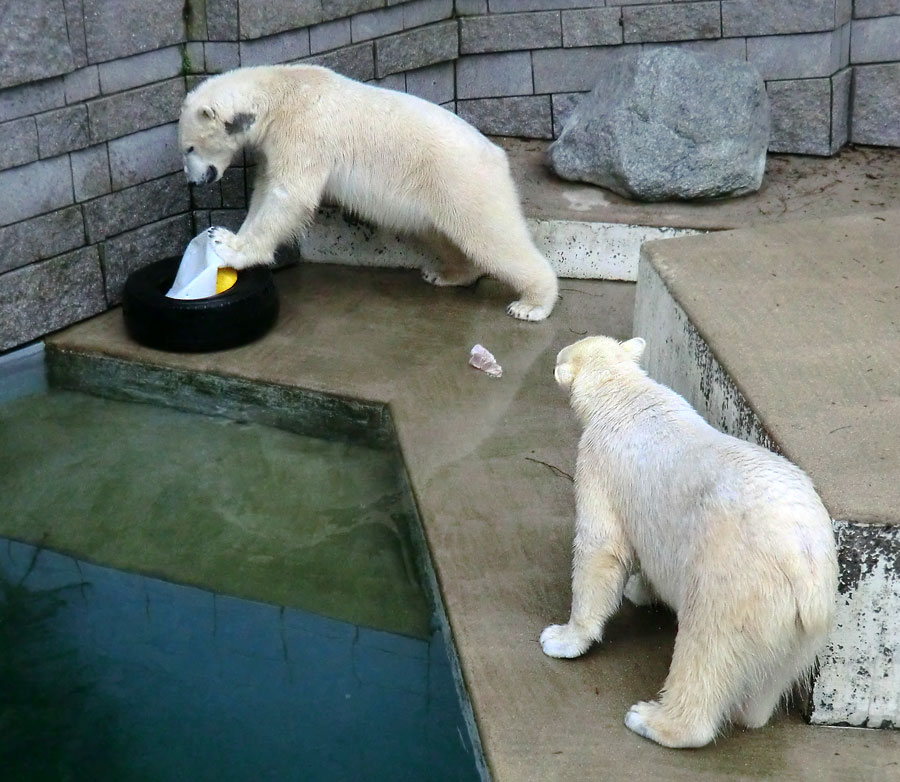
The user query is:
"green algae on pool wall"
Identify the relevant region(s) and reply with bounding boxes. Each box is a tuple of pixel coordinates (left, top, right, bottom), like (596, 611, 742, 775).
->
(0, 389, 431, 639)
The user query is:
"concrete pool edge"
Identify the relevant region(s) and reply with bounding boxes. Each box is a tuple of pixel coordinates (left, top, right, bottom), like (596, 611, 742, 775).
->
(46, 346, 395, 451)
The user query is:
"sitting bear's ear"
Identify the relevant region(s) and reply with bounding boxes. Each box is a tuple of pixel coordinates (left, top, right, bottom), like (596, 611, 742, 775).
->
(621, 337, 646, 363)
(554, 362, 577, 390)
(200, 105, 217, 121)
(225, 112, 257, 136)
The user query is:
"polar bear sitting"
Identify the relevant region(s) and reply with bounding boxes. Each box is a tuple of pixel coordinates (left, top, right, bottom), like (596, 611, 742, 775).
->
(541, 336, 837, 748)
(178, 65, 558, 321)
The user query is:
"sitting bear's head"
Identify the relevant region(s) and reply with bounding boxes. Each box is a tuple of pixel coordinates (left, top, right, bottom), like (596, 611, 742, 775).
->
(554, 336, 646, 391)
(179, 74, 257, 186)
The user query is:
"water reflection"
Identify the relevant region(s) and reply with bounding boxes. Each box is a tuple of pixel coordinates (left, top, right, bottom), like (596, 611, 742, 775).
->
(0, 540, 480, 782)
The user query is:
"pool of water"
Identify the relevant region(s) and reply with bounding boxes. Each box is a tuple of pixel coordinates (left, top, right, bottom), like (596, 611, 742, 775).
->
(0, 351, 481, 781)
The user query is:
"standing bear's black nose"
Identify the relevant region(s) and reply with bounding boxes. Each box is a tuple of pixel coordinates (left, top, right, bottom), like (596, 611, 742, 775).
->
(203, 165, 218, 184)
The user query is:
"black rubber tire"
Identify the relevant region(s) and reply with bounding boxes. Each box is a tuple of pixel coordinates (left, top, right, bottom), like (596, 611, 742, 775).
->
(122, 257, 279, 353)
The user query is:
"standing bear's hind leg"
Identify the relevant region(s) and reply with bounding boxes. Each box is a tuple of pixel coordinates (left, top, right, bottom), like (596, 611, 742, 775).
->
(455, 227, 558, 322)
(419, 230, 484, 288)
(435, 158, 558, 321)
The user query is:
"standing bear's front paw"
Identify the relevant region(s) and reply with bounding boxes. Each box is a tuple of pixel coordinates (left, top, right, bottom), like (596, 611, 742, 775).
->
(207, 226, 246, 268)
(539, 623, 593, 659)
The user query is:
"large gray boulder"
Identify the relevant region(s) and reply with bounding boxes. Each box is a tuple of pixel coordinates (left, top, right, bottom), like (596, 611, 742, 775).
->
(549, 49, 770, 201)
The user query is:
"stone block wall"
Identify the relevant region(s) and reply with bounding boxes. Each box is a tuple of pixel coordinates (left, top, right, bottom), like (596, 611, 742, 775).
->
(453, 1, 900, 157)
(0, 0, 191, 353)
(1, 0, 898, 352)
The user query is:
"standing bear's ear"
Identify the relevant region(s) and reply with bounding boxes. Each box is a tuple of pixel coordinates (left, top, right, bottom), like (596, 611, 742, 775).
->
(224, 112, 257, 136)
(621, 337, 646, 363)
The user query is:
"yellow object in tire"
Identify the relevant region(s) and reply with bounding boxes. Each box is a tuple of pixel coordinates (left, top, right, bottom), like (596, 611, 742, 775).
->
(216, 267, 238, 294)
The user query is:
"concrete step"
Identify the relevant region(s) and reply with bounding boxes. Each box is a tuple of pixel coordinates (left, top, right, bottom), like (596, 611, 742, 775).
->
(289, 140, 900, 282)
(634, 209, 900, 729)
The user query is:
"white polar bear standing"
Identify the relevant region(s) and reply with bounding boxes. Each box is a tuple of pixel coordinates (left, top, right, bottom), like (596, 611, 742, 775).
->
(178, 65, 559, 321)
(541, 335, 838, 748)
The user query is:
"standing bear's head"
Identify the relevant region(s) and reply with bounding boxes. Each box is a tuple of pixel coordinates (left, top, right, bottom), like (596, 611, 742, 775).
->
(178, 72, 258, 186)
(554, 335, 646, 393)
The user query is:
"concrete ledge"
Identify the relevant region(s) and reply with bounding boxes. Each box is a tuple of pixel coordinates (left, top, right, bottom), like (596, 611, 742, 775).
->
(634, 210, 900, 728)
(294, 207, 698, 282)
(287, 139, 900, 284)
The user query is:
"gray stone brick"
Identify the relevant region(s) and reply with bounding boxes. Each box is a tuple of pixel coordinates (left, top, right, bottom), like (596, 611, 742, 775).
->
(375, 20, 459, 78)
(207, 0, 239, 40)
(0, 246, 106, 352)
(623, 2, 721, 43)
(851, 16, 900, 63)
(238, 0, 321, 40)
(88, 78, 185, 144)
(836, 0, 852, 24)
(304, 42, 376, 81)
(643, 37, 748, 62)
(186, 75, 207, 93)
(0, 79, 66, 123)
(831, 67, 851, 152)
(64, 0, 89, 68)
(64, 66, 101, 104)
(209, 209, 247, 233)
(851, 62, 900, 146)
(372, 74, 408, 91)
(37, 106, 90, 158)
(551, 92, 582, 137)
(403, 0, 454, 29)
(456, 52, 533, 98)
(310, 18, 352, 54)
(83, 0, 185, 63)
(205, 43, 241, 74)
(84, 173, 190, 242)
(406, 62, 455, 104)
(455, 0, 487, 14)
(240, 29, 311, 66)
(457, 95, 552, 138)
(767, 77, 833, 155)
(352, 4, 406, 43)
(489, 0, 604, 10)
(191, 182, 223, 209)
(327, 0, 383, 17)
(0, 118, 39, 171)
(184, 0, 207, 39)
(0, 157, 73, 227)
(460, 11, 561, 54)
(193, 210, 212, 232)
(71, 144, 112, 201)
(840, 19, 851, 66)
(107, 123, 181, 190)
(562, 8, 623, 48)
(533, 45, 640, 93)
(0, 207, 85, 275)
(746, 29, 843, 79)
(184, 43, 205, 75)
(98, 46, 184, 95)
(854, 1, 900, 17)
(0, 1, 75, 90)
(102, 213, 193, 304)
(220, 168, 247, 208)
(721, 1, 838, 37)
